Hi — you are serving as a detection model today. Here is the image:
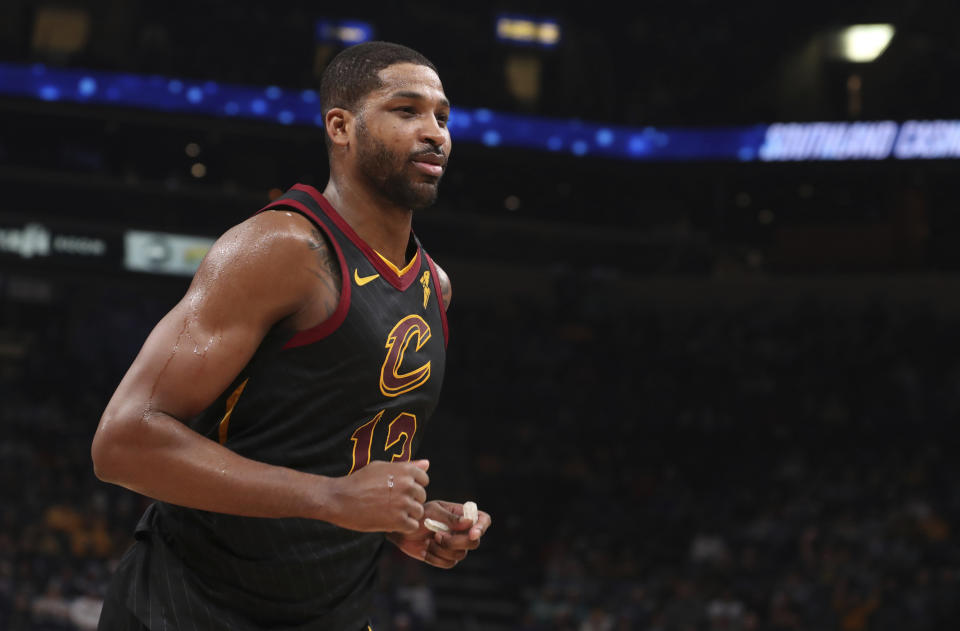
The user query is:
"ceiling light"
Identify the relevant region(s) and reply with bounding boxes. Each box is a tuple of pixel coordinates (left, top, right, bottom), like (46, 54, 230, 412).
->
(839, 24, 895, 62)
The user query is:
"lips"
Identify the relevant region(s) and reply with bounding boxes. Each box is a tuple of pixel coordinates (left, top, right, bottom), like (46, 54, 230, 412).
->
(411, 152, 445, 177)
(412, 160, 444, 176)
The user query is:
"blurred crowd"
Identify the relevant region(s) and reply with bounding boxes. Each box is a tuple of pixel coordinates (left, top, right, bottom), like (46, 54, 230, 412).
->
(2, 268, 959, 630)
(459, 272, 960, 631)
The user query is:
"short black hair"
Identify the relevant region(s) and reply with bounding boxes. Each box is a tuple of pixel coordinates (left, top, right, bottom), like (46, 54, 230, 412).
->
(319, 41, 438, 148)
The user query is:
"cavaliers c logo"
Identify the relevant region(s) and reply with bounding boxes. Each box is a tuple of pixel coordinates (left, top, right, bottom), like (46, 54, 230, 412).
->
(380, 315, 432, 397)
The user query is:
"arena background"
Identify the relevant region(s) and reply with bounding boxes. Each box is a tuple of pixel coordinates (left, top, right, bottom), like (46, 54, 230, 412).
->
(3, 1, 960, 629)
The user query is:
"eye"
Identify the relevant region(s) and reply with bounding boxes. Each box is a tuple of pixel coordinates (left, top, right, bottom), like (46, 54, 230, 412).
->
(394, 106, 417, 116)
(436, 112, 449, 127)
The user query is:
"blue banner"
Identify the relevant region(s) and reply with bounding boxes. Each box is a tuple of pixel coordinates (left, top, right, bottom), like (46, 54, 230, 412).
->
(1, 62, 958, 162)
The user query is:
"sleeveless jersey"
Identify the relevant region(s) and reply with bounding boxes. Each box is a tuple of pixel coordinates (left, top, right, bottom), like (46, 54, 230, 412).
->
(111, 184, 449, 630)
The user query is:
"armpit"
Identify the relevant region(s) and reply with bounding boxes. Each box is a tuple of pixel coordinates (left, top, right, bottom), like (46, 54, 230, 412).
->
(301, 227, 343, 325)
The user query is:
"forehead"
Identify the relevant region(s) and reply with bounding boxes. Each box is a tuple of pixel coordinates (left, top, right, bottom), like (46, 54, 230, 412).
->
(371, 63, 447, 104)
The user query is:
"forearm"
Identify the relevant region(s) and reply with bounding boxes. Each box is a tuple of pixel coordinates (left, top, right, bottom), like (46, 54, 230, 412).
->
(92, 409, 334, 521)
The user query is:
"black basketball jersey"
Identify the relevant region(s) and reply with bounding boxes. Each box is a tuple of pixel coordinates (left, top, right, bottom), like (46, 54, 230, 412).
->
(110, 184, 449, 630)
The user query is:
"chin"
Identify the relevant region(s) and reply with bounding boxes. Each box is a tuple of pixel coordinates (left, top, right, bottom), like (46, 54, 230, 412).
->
(380, 174, 440, 210)
(410, 195, 438, 211)
(407, 183, 440, 210)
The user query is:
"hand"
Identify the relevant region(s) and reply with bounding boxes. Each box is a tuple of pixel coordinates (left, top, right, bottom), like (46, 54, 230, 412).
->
(386, 500, 492, 569)
(325, 460, 429, 533)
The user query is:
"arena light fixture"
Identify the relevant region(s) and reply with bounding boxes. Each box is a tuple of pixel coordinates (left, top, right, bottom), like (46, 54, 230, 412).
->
(314, 19, 374, 46)
(839, 24, 895, 62)
(495, 14, 560, 48)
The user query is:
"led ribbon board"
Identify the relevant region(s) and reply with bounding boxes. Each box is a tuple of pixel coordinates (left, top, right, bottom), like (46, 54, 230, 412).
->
(1, 63, 958, 161)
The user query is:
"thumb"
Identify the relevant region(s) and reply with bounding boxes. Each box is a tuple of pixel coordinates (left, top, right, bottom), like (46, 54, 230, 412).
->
(413, 459, 430, 471)
(429, 502, 465, 528)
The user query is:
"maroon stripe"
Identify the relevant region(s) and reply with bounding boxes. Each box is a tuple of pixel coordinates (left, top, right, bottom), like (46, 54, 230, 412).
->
(424, 253, 449, 347)
(291, 184, 422, 291)
(258, 198, 352, 348)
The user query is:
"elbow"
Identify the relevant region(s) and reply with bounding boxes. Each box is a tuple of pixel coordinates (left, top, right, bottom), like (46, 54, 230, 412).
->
(91, 424, 117, 483)
(91, 411, 133, 484)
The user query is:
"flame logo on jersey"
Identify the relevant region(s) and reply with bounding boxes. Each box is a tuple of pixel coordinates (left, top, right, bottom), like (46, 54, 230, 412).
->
(380, 315, 432, 397)
(420, 271, 431, 309)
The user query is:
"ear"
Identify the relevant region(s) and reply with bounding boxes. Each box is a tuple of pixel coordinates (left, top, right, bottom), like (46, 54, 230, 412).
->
(325, 107, 353, 149)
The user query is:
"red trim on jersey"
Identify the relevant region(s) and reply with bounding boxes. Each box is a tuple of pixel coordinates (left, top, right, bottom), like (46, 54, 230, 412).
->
(424, 253, 449, 347)
(291, 183, 422, 291)
(256, 198, 352, 349)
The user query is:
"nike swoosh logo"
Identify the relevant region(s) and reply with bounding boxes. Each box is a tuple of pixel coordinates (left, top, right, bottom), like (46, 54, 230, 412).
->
(354, 269, 380, 286)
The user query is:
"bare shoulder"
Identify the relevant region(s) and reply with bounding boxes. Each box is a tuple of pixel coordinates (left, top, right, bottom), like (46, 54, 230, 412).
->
(191, 210, 339, 328)
(214, 210, 321, 259)
(434, 262, 452, 310)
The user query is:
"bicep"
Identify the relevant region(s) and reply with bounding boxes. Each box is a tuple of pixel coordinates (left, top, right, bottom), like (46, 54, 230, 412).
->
(109, 295, 269, 424)
(103, 216, 317, 425)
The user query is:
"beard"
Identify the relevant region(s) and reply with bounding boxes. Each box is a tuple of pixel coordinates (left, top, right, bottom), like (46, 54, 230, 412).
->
(354, 118, 443, 211)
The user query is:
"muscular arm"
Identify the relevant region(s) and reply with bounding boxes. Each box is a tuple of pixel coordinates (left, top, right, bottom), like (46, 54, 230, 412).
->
(92, 211, 428, 532)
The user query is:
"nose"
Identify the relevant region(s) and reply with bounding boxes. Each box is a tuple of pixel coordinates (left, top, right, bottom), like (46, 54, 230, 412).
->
(420, 115, 447, 150)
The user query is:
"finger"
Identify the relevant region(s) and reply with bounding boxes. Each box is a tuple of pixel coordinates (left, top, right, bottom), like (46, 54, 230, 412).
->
(433, 500, 464, 515)
(425, 501, 467, 530)
(410, 483, 427, 504)
(439, 502, 478, 531)
(399, 515, 420, 534)
(407, 501, 425, 522)
(406, 463, 430, 488)
(437, 512, 490, 548)
(413, 459, 430, 471)
(469, 511, 492, 541)
(435, 531, 480, 551)
(427, 540, 467, 563)
(423, 549, 459, 569)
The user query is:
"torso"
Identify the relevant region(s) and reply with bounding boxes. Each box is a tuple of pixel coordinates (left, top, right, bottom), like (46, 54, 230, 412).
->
(120, 184, 449, 631)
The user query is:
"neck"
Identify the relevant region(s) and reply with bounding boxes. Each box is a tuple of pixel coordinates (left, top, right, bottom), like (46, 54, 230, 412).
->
(322, 175, 414, 267)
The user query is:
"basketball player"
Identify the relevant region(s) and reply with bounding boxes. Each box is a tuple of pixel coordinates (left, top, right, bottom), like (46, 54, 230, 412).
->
(91, 41, 491, 630)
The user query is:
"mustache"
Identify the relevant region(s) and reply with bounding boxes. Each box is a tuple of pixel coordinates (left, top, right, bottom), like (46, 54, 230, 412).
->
(411, 147, 446, 161)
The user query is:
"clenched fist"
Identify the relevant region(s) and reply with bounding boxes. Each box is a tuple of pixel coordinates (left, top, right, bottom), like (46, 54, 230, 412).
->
(323, 460, 430, 533)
